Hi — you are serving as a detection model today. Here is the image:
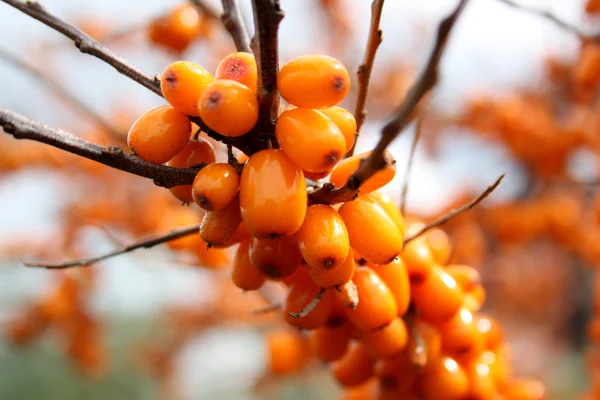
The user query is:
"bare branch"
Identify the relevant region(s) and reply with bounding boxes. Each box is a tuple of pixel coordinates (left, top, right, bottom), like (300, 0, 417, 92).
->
(288, 288, 326, 318)
(0, 47, 123, 141)
(251, 0, 284, 134)
(403, 174, 505, 245)
(189, 0, 220, 20)
(349, 0, 385, 156)
(0, 108, 203, 188)
(310, 0, 469, 204)
(400, 118, 423, 215)
(221, 0, 252, 53)
(251, 303, 281, 314)
(24, 224, 201, 269)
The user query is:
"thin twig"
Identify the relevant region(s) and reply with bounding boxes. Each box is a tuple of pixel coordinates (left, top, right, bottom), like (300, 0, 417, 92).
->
(405, 314, 427, 367)
(221, 0, 252, 53)
(403, 174, 505, 245)
(189, 0, 220, 20)
(400, 118, 423, 215)
(288, 288, 326, 318)
(0, 47, 123, 141)
(0, 108, 203, 188)
(310, 0, 469, 204)
(251, 0, 284, 134)
(24, 224, 201, 269)
(349, 0, 385, 156)
(251, 303, 281, 314)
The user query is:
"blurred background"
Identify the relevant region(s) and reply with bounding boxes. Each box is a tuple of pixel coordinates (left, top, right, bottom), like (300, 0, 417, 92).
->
(1, 0, 599, 398)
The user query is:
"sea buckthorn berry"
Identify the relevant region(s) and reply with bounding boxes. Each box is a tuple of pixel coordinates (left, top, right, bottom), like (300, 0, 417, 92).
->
(311, 321, 353, 362)
(369, 192, 405, 233)
(266, 329, 308, 375)
(361, 318, 408, 358)
(338, 195, 404, 265)
(345, 267, 397, 331)
(198, 79, 258, 136)
(148, 4, 203, 53)
(192, 162, 239, 211)
(276, 108, 346, 173)
(319, 106, 357, 152)
(199, 196, 242, 246)
(436, 308, 484, 361)
(193, 239, 229, 268)
(465, 355, 497, 399)
(330, 150, 396, 194)
(161, 61, 214, 116)
(331, 342, 375, 387)
(377, 352, 418, 395)
(278, 55, 350, 108)
(240, 149, 307, 238)
(369, 258, 410, 316)
(308, 248, 356, 289)
(215, 52, 258, 92)
(298, 204, 350, 270)
(250, 235, 302, 279)
(400, 237, 435, 283)
(419, 357, 469, 400)
(285, 281, 334, 330)
(127, 106, 191, 164)
(231, 239, 265, 291)
(475, 313, 503, 350)
(411, 266, 464, 323)
(426, 228, 452, 265)
(167, 137, 216, 203)
(446, 264, 481, 293)
(212, 221, 251, 248)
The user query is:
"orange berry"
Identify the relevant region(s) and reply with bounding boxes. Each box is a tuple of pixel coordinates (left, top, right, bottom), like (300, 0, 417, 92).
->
(167, 137, 216, 203)
(465, 355, 497, 399)
(250, 235, 302, 279)
(400, 237, 435, 283)
(332, 151, 396, 195)
(369, 258, 410, 316)
(304, 169, 332, 180)
(311, 321, 353, 362)
(412, 320, 442, 368)
(232, 239, 265, 291)
(411, 266, 464, 323)
(240, 149, 307, 238)
(319, 106, 357, 152)
(276, 108, 346, 173)
(339, 195, 404, 265)
(298, 204, 350, 270)
(193, 240, 229, 268)
(266, 329, 308, 375)
(361, 318, 408, 358)
(199, 196, 242, 246)
(278, 55, 350, 108)
(212, 220, 251, 248)
(331, 342, 375, 387)
(198, 79, 258, 136)
(127, 106, 191, 164)
(369, 192, 405, 233)
(426, 228, 452, 265)
(377, 352, 418, 394)
(345, 267, 397, 331)
(308, 248, 356, 289)
(215, 52, 257, 92)
(192, 162, 239, 210)
(436, 308, 484, 361)
(475, 313, 504, 350)
(161, 61, 214, 116)
(285, 281, 334, 330)
(587, 0, 600, 13)
(419, 357, 469, 400)
(147, 5, 202, 53)
(446, 264, 481, 293)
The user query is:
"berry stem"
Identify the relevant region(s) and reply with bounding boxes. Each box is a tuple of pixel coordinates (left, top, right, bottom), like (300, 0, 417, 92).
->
(288, 288, 326, 318)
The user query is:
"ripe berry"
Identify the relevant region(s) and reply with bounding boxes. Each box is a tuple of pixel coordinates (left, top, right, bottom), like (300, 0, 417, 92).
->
(199, 196, 242, 246)
(330, 150, 396, 194)
(161, 61, 214, 116)
(266, 329, 308, 375)
(278, 55, 350, 108)
(411, 266, 464, 323)
(198, 79, 258, 136)
(192, 162, 239, 211)
(361, 317, 408, 358)
(240, 149, 307, 238)
(215, 52, 258, 92)
(285, 280, 334, 330)
(331, 342, 375, 387)
(319, 106, 357, 152)
(308, 248, 356, 289)
(436, 307, 484, 361)
(276, 108, 346, 173)
(127, 106, 191, 164)
(310, 321, 353, 362)
(369, 258, 410, 316)
(419, 357, 469, 400)
(250, 235, 302, 279)
(425, 228, 452, 265)
(400, 237, 435, 283)
(167, 137, 216, 203)
(369, 192, 405, 233)
(231, 239, 266, 291)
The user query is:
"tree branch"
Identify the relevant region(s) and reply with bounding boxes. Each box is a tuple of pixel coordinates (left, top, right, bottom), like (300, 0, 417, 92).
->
(400, 117, 423, 215)
(403, 174, 505, 245)
(0, 108, 203, 188)
(349, 0, 385, 156)
(251, 0, 284, 134)
(310, 0, 469, 204)
(221, 0, 252, 53)
(24, 224, 201, 269)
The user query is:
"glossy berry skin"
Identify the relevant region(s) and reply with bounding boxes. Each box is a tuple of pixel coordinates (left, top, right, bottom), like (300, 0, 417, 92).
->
(127, 106, 191, 164)
(284, 280, 334, 330)
(310, 321, 353, 362)
(147, 4, 204, 53)
(419, 357, 469, 400)
(345, 267, 397, 331)
(400, 237, 435, 283)
(330, 150, 396, 194)
(240, 149, 307, 238)
(199, 196, 242, 246)
(308, 248, 356, 289)
(249, 235, 302, 279)
(161, 61, 214, 116)
(475, 313, 504, 350)
(446, 264, 481, 293)
(215, 52, 257, 92)
(436, 307, 484, 361)
(369, 192, 405, 233)
(426, 228, 452, 265)
(411, 266, 464, 323)
(319, 106, 357, 152)
(331, 342, 375, 387)
(167, 137, 216, 203)
(465, 354, 497, 399)
(266, 329, 308, 375)
(278, 55, 350, 108)
(192, 162, 239, 211)
(298, 204, 350, 270)
(361, 318, 408, 358)
(231, 239, 265, 291)
(369, 258, 410, 316)
(276, 108, 346, 173)
(198, 79, 258, 136)
(338, 195, 404, 265)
